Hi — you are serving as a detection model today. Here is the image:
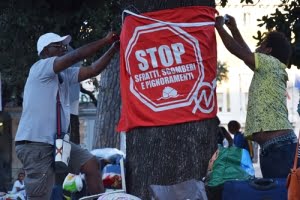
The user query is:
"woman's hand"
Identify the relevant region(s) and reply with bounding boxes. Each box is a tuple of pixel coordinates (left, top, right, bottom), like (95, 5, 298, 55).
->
(215, 16, 225, 30)
(105, 32, 120, 44)
(112, 40, 120, 52)
(225, 15, 237, 31)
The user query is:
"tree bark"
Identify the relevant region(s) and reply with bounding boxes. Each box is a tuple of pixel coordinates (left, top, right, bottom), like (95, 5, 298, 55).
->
(94, 1, 218, 199)
(93, 54, 121, 148)
(126, 119, 219, 199)
(122, 0, 217, 199)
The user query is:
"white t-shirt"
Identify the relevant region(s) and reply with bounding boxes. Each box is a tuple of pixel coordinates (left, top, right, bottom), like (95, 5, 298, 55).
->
(69, 62, 81, 115)
(12, 180, 24, 193)
(15, 57, 80, 145)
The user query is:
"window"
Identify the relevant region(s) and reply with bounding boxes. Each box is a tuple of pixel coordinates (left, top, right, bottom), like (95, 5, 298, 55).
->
(217, 92, 223, 112)
(217, 89, 231, 113)
(244, 92, 249, 110)
(226, 88, 231, 112)
(243, 12, 251, 25)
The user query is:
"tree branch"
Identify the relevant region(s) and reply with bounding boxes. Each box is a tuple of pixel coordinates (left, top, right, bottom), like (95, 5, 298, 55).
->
(80, 84, 97, 107)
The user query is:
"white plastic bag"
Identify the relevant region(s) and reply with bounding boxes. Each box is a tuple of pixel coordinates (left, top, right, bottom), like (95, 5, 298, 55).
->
(90, 148, 125, 160)
(97, 191, 141, 200)
(63, 173, 83, 192)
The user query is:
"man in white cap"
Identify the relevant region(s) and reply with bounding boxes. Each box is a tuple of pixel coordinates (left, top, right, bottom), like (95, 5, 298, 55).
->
(15, 31, 119, 199)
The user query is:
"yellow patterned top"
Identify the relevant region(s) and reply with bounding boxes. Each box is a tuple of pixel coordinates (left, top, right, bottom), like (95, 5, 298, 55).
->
(244, 53, 292, 138)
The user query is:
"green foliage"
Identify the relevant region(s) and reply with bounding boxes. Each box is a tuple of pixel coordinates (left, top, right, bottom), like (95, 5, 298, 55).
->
(253, 0, 300, 68)
(2, 0, 298, 105)
(0, 0, 121, 106)
(217, 61, 229, 83)
(219, 0, 253, 7)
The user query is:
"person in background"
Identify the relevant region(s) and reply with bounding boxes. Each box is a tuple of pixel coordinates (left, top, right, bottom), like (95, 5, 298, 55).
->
(228, 120, 254, 159)
(216, 117, 233, 147)
(228, 120, 249, 150)
(15, 31, 119, 199)
(218, 126, 233, 148)
(215, 14, 298, 178)
(11, 172, 26, 198)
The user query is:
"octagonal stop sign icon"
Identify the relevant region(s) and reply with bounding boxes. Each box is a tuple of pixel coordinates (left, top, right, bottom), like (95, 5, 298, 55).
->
(125, 23, 204, 112)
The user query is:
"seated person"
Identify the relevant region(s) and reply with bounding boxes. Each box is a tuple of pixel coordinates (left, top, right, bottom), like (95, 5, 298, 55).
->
(228, 120, 249, 151)
(218, 126, 233, 147)
(11, 172, 26, 198)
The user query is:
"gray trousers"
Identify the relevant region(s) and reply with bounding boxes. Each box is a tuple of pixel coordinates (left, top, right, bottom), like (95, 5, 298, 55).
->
(16, 141, 93, 200)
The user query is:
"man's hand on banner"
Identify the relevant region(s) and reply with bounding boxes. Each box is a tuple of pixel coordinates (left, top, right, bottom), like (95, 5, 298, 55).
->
(223, 14, 238, 31)
(112, 40, 120, 51)
(106, 31, 120, 44)
(215, 16, 225, 29)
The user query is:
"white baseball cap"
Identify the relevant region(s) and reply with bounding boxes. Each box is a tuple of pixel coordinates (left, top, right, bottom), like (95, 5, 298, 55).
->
(37, 32, 72, 55)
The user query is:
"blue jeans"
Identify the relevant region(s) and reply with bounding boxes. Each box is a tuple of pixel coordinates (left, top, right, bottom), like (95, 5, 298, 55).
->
(260, 132, 299, 178)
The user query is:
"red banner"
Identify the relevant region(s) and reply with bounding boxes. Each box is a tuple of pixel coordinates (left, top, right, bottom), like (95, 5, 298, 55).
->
(117, 6, 218, 132)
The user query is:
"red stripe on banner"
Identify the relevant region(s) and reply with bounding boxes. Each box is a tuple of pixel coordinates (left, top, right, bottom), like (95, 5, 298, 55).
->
(117, 6, 218, 132)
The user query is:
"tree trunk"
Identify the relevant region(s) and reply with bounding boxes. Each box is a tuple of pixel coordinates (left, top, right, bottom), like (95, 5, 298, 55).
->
(122, 0, 217, 199)
(94, 1, 218, 199)
(93, 54, 121, 148)
(126, 119, 219, 199)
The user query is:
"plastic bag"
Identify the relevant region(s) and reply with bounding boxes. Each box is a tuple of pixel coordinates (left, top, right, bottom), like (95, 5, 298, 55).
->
(63, 173, 83, 192)
(91, 148, 125, 160)
(97, 191, 141, 200)
(207, 146, 254, 187)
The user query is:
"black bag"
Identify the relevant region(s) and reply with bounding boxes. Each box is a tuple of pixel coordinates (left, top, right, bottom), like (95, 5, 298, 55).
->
(149, 179, 207, 200)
